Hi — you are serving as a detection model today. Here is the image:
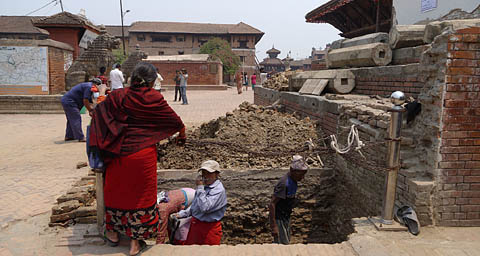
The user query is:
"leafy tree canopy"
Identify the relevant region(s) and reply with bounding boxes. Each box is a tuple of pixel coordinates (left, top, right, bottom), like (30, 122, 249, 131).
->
(199, 37, 240, 75)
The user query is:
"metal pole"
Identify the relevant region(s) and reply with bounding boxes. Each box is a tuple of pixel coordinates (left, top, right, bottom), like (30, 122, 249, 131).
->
(120, 0, 126, 56)
(95, 172, 105, 233)
(381, 91, 405, 224)
(59, 0, 64, 12)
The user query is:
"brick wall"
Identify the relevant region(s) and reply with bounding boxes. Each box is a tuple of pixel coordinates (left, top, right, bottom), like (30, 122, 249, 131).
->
(149, 61, 222, 85)
(254, 87, 436, 225)
(48, 47, 70, 94)
(437, 27, 480, 226)
(351, 65, 424, 98)
(46, 28, 81, 59)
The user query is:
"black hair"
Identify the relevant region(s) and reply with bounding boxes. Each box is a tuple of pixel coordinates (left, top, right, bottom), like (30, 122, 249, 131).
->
(116, 63, 121, 69)
(99, 66, 106, 74)
(130, 62, 157, 88)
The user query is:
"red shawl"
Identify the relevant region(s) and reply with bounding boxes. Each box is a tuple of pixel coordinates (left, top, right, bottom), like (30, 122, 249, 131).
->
(89, 87, 184, 156)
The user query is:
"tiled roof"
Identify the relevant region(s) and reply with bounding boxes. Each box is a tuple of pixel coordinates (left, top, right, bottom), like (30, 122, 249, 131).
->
(145, 54, 214, 62)
(105, 25, 129, 37)
(267, 47, 281, 54)
(260, 58, 283, 65)
(129, 21, 263, 35)
(34, 12, 100, 32)
(0, 16, 49, 35)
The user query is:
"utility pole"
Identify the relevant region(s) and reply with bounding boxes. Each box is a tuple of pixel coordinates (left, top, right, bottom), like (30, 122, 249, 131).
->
(120, 0, 126, 56)
(59, 0, 64, 12)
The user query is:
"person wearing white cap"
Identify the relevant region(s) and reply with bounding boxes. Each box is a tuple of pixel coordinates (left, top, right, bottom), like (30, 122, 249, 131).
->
(269, 155, 308, 245)
(176, 160, 227, 245)
(156, 188, 195, 244)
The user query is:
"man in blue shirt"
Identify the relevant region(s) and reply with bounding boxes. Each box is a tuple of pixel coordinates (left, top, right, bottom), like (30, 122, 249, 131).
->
(176, 160, 227, 245)
(269, 155, 308, 244)
(61, 78, 101, 142)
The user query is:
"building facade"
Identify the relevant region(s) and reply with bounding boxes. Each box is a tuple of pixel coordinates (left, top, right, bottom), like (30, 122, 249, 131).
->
(107, 21, 263, 78)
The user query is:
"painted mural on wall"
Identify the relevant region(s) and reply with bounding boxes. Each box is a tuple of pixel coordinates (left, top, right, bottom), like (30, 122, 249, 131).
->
(0, 46, 49, 94)
(64, 52, 73, 71)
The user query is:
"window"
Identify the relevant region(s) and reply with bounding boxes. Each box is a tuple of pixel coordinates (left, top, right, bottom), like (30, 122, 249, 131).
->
(158, 51, 164, 55)
(239, 56, 245, 62)
(209, 64, 217, 74)
(151, 35, 171, 42)
(238, 40, 248, 48)
(199, 40, 207, 46)
(137, 34, 145, 41)
(178, 51, 184, 55)
(176, 36, 185, 42)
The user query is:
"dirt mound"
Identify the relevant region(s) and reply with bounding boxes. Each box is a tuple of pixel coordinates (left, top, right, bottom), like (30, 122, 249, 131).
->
(157, 102, 329, 170)
(262, 71, 300, 91)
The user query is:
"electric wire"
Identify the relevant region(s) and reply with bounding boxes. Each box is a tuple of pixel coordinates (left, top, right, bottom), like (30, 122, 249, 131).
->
(25, 0, 57, 16)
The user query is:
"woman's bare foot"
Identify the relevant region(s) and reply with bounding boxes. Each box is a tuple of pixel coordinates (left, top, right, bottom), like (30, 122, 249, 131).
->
(130, 240, 140, 255)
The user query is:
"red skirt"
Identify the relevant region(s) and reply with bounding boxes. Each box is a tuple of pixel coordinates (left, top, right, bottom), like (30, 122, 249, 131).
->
(104, 145, 159, 240)
(184, 217, 222, 245)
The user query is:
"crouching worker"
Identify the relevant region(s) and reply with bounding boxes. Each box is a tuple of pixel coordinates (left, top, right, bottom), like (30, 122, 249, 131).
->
(176, 160, 227, 245)
(269, 155, 308, 244)
(156, 188, 195, 244)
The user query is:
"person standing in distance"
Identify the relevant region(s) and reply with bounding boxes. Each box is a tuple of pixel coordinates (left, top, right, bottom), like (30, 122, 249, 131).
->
(109, 63, 125, 91)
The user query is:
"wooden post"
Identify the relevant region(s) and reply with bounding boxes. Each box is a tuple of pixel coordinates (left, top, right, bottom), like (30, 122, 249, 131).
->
(95, 172, 105, 234)
(376, 0, 381, 32)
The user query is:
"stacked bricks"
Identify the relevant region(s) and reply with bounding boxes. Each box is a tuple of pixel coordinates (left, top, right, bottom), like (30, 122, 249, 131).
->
(48, 47, 68, 94)
(354, 76, 423, 97)
(438, 26, 480, 226)
(149, 61, 222, 85)
(50, 175, 97, 226)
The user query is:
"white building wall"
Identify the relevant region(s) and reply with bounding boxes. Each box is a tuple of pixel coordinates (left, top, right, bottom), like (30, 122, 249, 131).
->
(393, 0, 479, 25)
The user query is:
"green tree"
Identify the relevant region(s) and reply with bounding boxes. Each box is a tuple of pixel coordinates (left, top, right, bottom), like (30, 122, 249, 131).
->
(112, 46, 127, 64)
(199, 38, 240, 75)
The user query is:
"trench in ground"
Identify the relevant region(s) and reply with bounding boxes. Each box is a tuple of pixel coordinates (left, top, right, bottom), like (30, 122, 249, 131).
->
(157, 167, 375, 245)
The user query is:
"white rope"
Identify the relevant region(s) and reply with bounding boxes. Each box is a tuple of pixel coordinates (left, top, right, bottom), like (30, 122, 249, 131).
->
(330, 125, 365, 154)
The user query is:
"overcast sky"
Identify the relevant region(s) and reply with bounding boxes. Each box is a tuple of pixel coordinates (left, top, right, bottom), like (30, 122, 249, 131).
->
(2, 0, 341, 60)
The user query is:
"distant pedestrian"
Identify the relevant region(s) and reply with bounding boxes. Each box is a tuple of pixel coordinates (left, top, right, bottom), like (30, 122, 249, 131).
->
(235, 72, 242, 94)
(243, 73, 248, 91)
(109, 63, 125, 90)
(180, 68, 189, 105)
(173, 70, 182, 101)
(61, 78, 102, 142)
(97, 66, 108, 85)
(154, 72, 164, 91)
(269, 155, 308, 245)
(251, 73, 257, 90)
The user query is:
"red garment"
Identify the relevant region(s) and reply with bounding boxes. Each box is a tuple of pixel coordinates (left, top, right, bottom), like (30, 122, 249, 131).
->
(89, 87, 184, 156)
(97, 75, 108, 85)
(184, 217, 222, 245)
(104, 145, 158, 209)
(156, 190, 186, 244)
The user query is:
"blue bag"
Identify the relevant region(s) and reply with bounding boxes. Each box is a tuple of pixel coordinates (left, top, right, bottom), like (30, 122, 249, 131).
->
(86, 125, 105, 171)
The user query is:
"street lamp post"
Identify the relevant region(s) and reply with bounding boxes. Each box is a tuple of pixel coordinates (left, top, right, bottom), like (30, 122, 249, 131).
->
(119, 0, 130, 56)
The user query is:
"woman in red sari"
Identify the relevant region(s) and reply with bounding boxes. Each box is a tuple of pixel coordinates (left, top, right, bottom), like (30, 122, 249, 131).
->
(89, 62, 185, 255)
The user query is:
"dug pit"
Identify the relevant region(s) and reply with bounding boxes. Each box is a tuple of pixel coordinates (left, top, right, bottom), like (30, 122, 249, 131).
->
(157, 168, 373, 245)
(156, 102, 374, 244)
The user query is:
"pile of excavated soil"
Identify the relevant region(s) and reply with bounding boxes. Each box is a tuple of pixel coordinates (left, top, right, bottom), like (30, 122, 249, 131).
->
(157, 102, 330, 170)
(262, 70, 300, 91)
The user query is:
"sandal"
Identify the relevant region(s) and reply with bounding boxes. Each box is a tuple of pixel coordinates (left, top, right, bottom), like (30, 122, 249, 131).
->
(130, 240, 147, 256)
(103, 230, 119, 247)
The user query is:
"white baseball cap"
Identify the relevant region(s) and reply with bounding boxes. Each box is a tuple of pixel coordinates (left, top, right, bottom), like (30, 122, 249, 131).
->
(198, 160, 221, 173)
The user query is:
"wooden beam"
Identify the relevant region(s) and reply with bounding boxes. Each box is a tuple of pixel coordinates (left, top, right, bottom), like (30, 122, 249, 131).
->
(325, 13, 349, 32)
(337, 9, 361, 30)
(350, 1, 375, 24)
(376, 0, 381, 32)
(342, 19, 391, 38)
